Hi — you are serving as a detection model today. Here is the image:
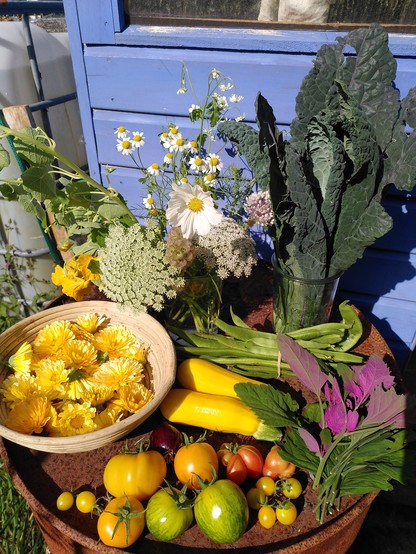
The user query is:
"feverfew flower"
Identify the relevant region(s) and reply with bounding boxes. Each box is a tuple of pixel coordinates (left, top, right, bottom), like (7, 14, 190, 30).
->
(164, 152, 174, 165)
(114, 126, 128, 138)
(116, 138, 134, 155)
(143, 194, 156, 210)
(189, 156, 207, 173)
(206, 153, 223, 173)
(186, 139, 198, 154)
(131, 131, 145, 148)
(98, 222, 185, 312)
(166, 182, 223, 239)
(147, 162, 161, 176)
(195, 217, 257, 279)
(245, 190, 274, 227)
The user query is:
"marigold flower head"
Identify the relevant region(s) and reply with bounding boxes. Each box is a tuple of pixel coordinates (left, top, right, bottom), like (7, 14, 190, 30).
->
(5, 397, 51, 435)
(94, 403, 127, 430)
(51, 254, 100, 302)
(74, 313, 109, 335)
(114, 382, 153, 412)
(48, 401, 96, 436)
(0, 373, 43, 407)
(64, 370, 97, 401)
(62, 339, 98, 373)
(8, 342, 33, 375)
(33, 320, 75, 360)
(93, 325, 138, 359)
(35, 359, 69, 400)
(93, 357, 145, 391)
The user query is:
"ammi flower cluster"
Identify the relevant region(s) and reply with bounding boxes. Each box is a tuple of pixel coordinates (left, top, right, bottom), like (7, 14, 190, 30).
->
(0, 313, 152, 436)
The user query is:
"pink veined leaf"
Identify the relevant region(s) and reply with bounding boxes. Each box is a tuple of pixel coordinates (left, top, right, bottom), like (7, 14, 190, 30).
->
(364, 385, 407, 428)
(278, 334, 328, 397)
(298, 428, 322, 455)
(345, 355, 395, 407)
(323, 377, 348, 434)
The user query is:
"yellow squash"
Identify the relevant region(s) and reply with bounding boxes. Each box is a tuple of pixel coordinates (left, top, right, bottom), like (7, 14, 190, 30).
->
(177, 358, 264, 398)
(160, 388, 281, 441)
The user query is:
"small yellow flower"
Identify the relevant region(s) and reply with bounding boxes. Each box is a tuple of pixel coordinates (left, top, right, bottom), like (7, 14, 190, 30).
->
(51, 254, 100, 302)
(93, 325, 138, 359)
(5, 397, 51, 435)
(8, 342, 33, 375)
(35, 359, 69, 400)
(62, 339, 98, 373)
(49, 401, 97, 436)
(33, 320, 75, 360)
(125, 344, 149, 364)
(93, 403, 127, 430)
(93, 357, 144, 390)
(74, 313, 109, 335)
(64, 370, 97, 401)
(79, 383, 114, 407)
(115, 382, 153, 412)
(0, 373, 43, 407)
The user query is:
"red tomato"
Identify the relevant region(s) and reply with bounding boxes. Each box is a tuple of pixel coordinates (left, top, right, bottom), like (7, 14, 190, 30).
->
(262, 445, 296, 480)
(237, 445, 264, 479)
(226, 454, 248, 485)
(174, 441, 219, 490)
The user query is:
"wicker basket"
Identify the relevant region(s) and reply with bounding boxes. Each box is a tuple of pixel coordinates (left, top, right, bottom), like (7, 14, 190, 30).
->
(0, 301, 176, 453)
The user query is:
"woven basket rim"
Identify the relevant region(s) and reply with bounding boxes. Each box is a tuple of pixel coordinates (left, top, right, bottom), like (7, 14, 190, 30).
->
(0, 301, 176, 452)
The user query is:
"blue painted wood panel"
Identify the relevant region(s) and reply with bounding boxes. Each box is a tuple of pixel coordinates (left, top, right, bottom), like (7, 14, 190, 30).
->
(62, 0, 416, 368)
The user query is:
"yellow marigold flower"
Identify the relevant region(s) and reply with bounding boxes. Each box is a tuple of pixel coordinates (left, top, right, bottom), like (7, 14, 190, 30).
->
(74, 313, 109, 334)
(33, 320, 75, 360)
(5, 397, 51, 435)
(64, 370, 97, 401)
(115, 382, 153, 412)
(62, 339, 98, 373)
(94, 403, 127, 429)
(35, 359, 69, 400)
(79, 383, 114, 407)
(48, 401, 96, 436)
(93, 325, 138, 359)
(0, 374, 43, 407)
(125, 344, 149, 364)
(51, 254, 100, 301)
(93, 357, 144, 390)
(8, 342, 33, 375)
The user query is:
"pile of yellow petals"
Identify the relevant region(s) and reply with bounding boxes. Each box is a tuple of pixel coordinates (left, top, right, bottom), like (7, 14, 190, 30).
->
(0, 313, 153, 437)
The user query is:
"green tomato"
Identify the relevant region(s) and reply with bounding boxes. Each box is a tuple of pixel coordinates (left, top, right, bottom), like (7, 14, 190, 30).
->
(194, 479, 249, 544)
(146, 487, 193, 542)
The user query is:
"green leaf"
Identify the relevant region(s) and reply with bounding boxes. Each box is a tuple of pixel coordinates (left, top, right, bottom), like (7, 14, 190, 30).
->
(235, 382, 299, 428)
(21, 166, 57, 201)
(13, 127, 55, 166)
(280, 429, 321, 475)
(0, 143, 10, 170)
(217, 119, 269, 191)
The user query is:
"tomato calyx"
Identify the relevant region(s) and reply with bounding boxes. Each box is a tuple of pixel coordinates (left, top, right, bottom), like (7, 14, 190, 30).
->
(181, 430, 208, 446)
(163, 480, 196, 510)
(104, 495, 145, 544)
(192, 463, 218, 491)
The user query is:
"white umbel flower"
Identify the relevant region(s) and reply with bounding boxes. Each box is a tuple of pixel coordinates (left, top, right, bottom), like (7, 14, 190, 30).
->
(166, 182, 223, 239)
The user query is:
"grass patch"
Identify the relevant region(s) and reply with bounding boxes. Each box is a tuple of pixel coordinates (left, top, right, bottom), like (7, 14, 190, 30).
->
(0, 459, 46, 554)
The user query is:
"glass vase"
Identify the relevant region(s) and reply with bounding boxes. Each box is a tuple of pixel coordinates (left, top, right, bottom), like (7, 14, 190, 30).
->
(164, 273, 222, 334)
(272, 259, 341, 334)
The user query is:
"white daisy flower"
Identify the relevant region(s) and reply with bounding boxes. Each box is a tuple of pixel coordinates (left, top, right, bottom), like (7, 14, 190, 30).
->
(143, 194, 155, 209)
(114, 126, 128, 139)
(169, 135, 186, 153)
(160, 132, 171, 149)
(186, 140, 198, 154)
(147, 163, 161, 176)
(189, 156, 207, 173)
(166, 182, 223, 239)
(229, 93, 244, 103)
(213, 93, 228, 110)
(204, 173, 217, 186)
(116, 138, 134, 155)
(131, 131, 145, 148)
(164, 152, 174, 165)
(206, 153, 223, 173)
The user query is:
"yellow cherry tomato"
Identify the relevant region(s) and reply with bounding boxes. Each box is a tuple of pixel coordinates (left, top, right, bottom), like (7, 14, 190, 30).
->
(76, 490, 97, 513)
(258, 505, 276, 529)
(255, 476, 276, 496)
(282, 477, 302, 500)
(56, 491, 74, 511)
(276, 501, 297, 525)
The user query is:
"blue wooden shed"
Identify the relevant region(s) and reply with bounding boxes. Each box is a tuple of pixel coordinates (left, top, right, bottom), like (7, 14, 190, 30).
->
(61, 0, 416, 369)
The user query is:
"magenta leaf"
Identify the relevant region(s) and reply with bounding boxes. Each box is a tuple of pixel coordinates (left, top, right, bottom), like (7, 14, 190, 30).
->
(298, 428, 322, 456)
(364, 385, 406, 428)
(278, 334, 328, 397)
(345, 355, 394, 407)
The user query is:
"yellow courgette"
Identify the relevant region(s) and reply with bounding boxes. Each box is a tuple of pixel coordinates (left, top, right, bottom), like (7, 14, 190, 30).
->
(177, 358, 264, 398)
(160, 388, 281, 441)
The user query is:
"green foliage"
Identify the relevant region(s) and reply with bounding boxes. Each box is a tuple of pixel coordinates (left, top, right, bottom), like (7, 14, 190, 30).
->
(218, 24, 416, 279)
(0, 459, 46, 554)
